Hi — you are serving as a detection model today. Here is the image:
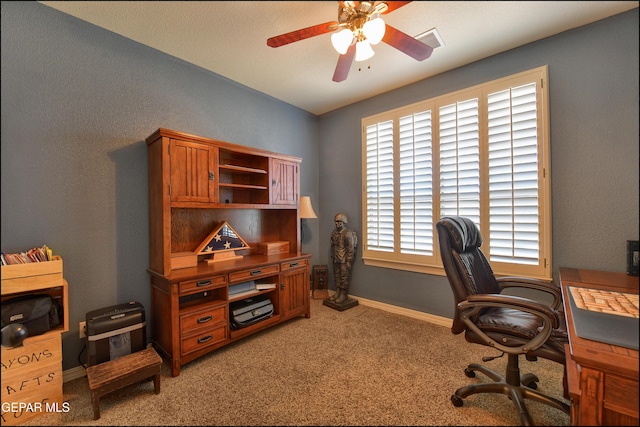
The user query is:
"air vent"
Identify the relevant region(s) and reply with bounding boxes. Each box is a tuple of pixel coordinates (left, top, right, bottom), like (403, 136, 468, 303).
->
(415, 28, 444, 49)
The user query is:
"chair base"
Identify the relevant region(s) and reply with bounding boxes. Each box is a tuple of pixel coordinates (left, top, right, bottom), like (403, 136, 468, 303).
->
(451, 355, 570, 426)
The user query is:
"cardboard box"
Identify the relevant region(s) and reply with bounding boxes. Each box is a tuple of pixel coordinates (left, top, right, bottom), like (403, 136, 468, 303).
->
(171, 252, 197, 269)
(258, 241, 290, 256)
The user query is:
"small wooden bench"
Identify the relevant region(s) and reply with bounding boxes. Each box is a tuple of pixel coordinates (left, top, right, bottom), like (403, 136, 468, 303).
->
(86, 347, 162, 420)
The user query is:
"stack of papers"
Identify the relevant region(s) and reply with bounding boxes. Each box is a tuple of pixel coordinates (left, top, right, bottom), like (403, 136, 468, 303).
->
(229, 281, 256, 296)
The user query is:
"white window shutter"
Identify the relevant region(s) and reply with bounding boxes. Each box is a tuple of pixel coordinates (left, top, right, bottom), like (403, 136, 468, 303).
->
(361, 67, 549, 278)
(439, 99, 481, 224)
(366, 121, 395, 252)
(399, 110, 434, 255)
(487, 82, 539, 265)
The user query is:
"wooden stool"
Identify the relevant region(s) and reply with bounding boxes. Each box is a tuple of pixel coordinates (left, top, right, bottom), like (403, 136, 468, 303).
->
(86, 347, 162, 420)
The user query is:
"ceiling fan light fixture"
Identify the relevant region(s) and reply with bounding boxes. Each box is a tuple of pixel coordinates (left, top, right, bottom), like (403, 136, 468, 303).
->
(331, 28, 354, 55)
(355, 39, 375, 62)
(362, 15, 385, 45)
(266, 1, 424, 82)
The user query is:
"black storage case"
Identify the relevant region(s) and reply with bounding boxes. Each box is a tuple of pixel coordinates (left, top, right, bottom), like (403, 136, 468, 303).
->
(86, 301, 146, 366)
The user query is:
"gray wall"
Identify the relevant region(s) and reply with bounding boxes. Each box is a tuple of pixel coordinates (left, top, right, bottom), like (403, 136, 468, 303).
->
(2, 2, 638, 372)
(1, 2, 320, 371)
(317, 8, 639, 316)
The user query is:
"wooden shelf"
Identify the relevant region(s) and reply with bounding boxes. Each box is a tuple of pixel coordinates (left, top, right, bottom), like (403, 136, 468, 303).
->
(219, 183, 268, 190)
(1, 257, 68, 426)
(229, 314, 281, 340)
(179, 297, 226, 311)
(219, 164, 268, 174)
(228, 288, 277, 303)
(146, 128, 310, 377)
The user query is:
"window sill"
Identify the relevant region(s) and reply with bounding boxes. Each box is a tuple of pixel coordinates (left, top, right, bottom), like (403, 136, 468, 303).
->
(362, 256, 446, 276)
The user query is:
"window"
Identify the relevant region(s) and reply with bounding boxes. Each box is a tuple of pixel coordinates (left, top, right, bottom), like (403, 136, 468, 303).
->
(361, 66, 551, 279)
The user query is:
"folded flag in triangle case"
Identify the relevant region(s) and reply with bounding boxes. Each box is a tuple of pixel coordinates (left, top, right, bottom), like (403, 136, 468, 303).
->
(196, 221, 249, 254)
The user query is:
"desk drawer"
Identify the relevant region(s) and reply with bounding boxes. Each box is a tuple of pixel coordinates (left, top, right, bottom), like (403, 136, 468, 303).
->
(180, 303, 226, 334)
(181, 325, 227, 356)
(179, 275, 226, 295)
(281, 258, 308, 271)
(229, 264, 279, 283)
(604, 373, 639, 419)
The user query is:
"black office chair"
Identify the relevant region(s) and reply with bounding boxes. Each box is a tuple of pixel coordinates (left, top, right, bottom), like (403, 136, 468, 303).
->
(436, 216, 570, 426)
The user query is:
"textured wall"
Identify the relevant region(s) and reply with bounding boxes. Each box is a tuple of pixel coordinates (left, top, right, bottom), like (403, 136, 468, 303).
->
(1, 2, 319, 370)
(318, 9, 639, 316)
(1, 3, 638, 372)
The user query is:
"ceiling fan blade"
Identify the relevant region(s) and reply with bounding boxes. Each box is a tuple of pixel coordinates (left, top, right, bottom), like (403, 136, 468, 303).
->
(379, 1, 412, 14)
(267, 21, 338, 48)
(332, 43, 356, 82)
(382, 24, 433, 61)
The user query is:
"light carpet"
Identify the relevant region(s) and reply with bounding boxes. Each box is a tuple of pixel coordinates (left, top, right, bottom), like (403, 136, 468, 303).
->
(25, 298, 570, 426)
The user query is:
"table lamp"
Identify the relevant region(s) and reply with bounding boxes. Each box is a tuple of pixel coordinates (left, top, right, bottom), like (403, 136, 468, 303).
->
(300, 196, 317, 246)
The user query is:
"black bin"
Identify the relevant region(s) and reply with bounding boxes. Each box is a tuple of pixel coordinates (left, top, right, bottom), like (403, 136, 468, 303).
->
(86, 301, 146, 366)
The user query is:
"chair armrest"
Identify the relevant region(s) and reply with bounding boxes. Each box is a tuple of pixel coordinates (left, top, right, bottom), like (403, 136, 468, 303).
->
(496, 276, 562, 310)
(458, 293, 561, 355)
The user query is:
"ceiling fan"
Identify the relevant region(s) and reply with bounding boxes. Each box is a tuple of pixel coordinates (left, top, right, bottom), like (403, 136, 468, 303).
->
(266, 1, 433, 82)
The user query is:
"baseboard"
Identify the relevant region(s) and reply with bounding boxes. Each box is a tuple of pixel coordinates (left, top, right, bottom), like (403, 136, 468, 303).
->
(63, 365, 86, 383)
(62, 295, 452, 382)
(342, 292, 453, 328)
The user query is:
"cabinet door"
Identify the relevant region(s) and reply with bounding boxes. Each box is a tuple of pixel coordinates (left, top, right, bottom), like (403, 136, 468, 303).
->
(170, 139, 217, 203)
(270, 158, 298, 205)
(280, 263, 309, 320)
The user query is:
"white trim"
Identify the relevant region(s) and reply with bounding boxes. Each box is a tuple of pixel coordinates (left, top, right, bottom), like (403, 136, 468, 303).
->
(63, 365, 86, 383)
(361, 66, 551, 280)
(64, 298, 452, 382)
(346, 292, 453, 328)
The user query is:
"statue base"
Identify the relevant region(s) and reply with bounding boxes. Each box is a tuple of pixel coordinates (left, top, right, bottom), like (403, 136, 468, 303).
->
(323, 297, 359, 311)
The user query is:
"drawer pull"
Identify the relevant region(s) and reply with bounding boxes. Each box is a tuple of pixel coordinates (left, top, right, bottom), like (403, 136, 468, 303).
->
(250, 270, 262, 276)
(198, 335, 213, 344)
(289, 262, 299, 267)
(197, 280, 212, 287)
(197, 316, 213, 324)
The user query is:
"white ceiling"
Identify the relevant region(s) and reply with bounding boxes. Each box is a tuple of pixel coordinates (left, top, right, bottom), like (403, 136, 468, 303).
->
(39, 1, 638, 115)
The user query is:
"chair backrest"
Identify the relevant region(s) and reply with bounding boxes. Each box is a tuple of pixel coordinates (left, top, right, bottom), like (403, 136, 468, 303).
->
(436, 216, 500, 334)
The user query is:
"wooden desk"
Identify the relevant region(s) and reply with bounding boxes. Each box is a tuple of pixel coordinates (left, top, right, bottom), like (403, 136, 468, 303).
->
(560, 267, 639, 426)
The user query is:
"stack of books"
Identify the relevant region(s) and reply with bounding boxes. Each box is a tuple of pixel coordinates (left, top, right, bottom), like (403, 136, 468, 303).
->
(1, 245, 54, 265)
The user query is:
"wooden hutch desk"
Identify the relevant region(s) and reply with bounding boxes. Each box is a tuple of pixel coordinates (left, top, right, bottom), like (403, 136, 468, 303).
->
(560, 267, 639, 426)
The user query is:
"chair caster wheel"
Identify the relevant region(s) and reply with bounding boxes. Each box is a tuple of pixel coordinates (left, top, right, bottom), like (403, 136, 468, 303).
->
(464, 367, 475, 378)
(451, 394, 464, 407)
(522, 373, 539, 389)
